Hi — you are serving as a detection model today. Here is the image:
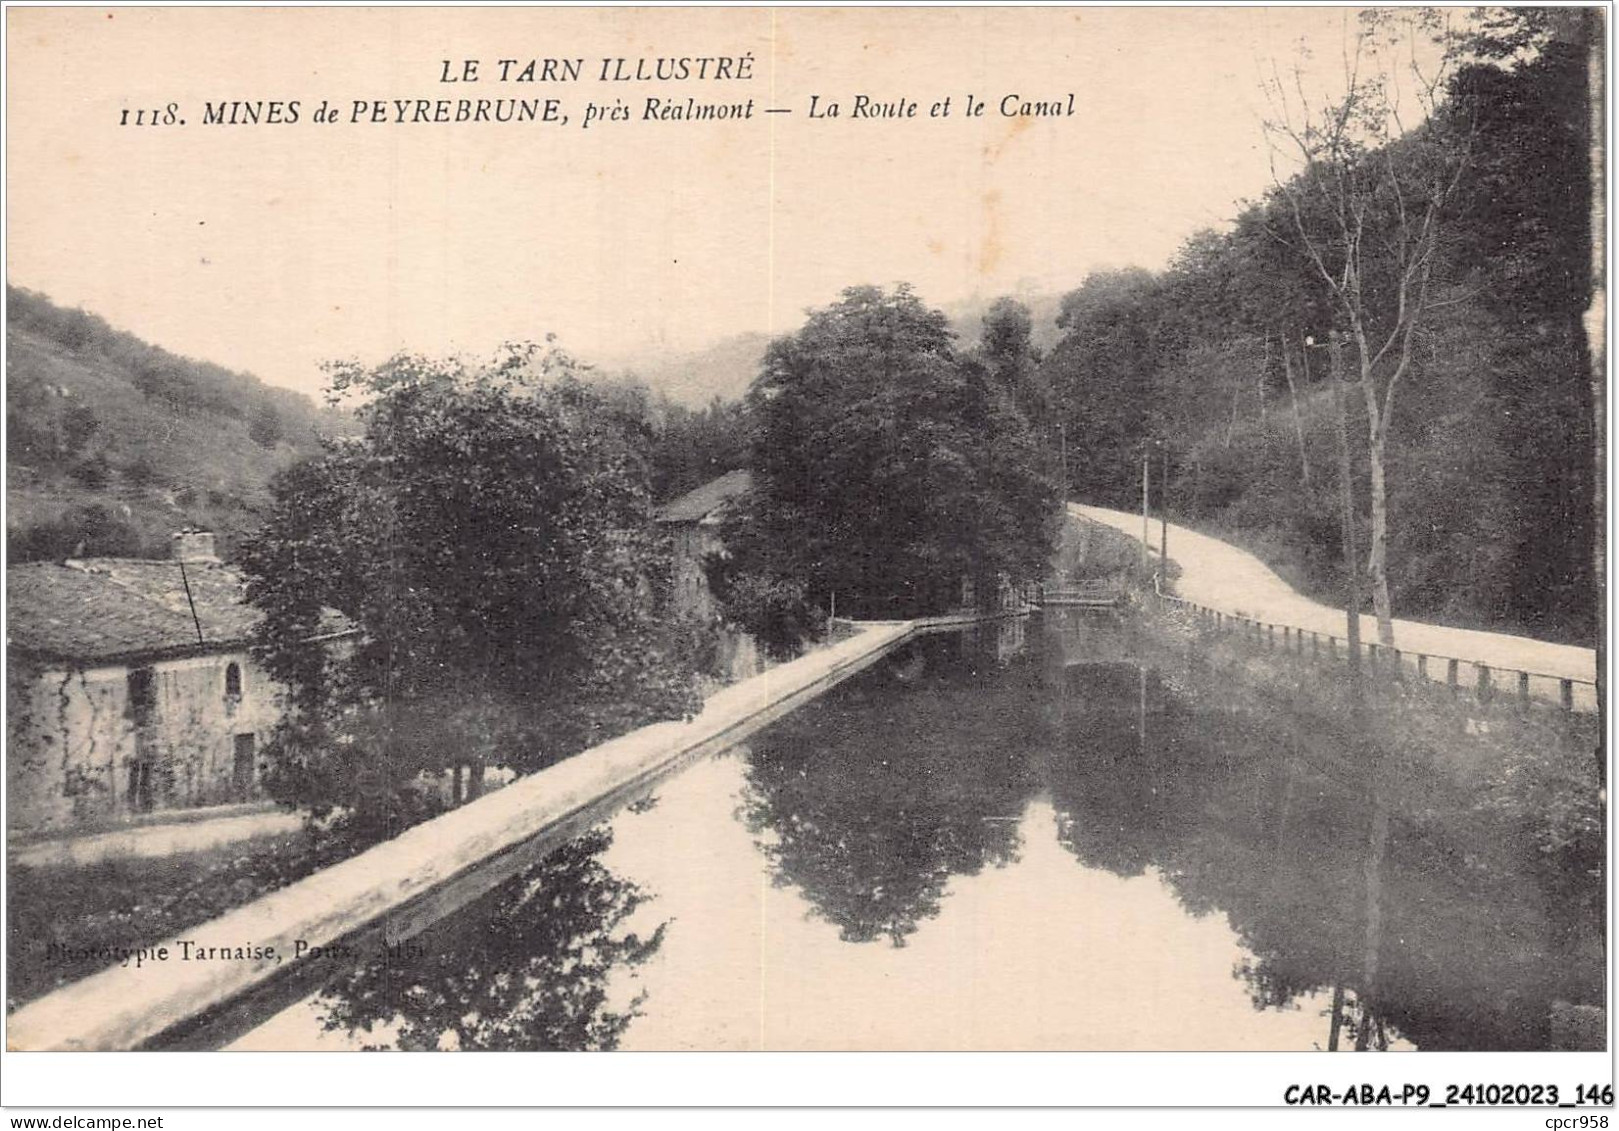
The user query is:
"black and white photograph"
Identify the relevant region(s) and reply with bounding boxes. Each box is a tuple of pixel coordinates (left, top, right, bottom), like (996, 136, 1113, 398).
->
(1, 1, 1611, 1116)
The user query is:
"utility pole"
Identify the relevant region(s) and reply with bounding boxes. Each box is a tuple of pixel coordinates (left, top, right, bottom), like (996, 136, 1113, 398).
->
(1160, 442, 1169, 570)
(1141, 448, 1151, 575)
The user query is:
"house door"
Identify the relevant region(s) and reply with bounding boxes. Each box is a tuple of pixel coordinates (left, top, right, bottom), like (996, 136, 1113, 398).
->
(233, 733, 257, 800)
(128, 759, 158, 812)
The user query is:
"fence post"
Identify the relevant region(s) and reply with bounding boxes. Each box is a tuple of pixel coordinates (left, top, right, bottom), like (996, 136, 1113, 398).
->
(1517, 671, 1530, 710)
(1329, 636, 1338, 659)
(1447, 658, 1459, 692)
(1561, 679, 1575, 711)
(1417, 653, 1428, 680)
(1312, 633, 1320, 660)
(1476, 664, 1492, 704)
(1392, 648, 1402, 678)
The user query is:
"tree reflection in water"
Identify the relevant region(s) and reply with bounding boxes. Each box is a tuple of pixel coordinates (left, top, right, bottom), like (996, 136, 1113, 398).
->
(1040, 614, 1597, 1050)
(314, 829, 666, 1050)
(306, 614, 1598, 1052)
(740, 631, 1043, 946)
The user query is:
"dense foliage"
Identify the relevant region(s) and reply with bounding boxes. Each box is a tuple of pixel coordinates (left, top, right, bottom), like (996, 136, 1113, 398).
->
(714, 285, 1060, 641)
(646, 395, 750, 502)
(1041, 12, 1598, 643)
(241, 344, 708, 835)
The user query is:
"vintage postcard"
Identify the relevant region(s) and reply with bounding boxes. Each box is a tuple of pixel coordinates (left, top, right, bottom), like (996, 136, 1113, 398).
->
(2, 2, 1610, 1112)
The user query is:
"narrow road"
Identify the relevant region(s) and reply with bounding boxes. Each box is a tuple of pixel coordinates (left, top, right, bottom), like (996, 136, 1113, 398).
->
(1073, 503, 1598, 708)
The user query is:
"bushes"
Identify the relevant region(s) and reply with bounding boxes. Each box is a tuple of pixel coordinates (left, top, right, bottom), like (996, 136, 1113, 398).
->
(8, 505, 147, 561)
(247, 402, 283, 449)
(705, 568, 825, 660)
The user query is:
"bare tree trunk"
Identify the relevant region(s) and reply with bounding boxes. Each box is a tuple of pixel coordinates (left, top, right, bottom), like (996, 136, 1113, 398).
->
(1280, 330, 1310, 484)
(1365, 421, 1396, 646)
(1353, 326, 1397, 647)
(1331, 332, 1366, 683)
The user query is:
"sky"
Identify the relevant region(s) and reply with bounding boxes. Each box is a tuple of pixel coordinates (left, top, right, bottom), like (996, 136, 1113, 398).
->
(7, 6, 1427, 399)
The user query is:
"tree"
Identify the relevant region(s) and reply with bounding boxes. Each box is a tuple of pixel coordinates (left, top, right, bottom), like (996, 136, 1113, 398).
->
(60, 404, 100, 457)
(969, 299, 1064, 590)
(247, 401, 283, 449)
(241, 343, 708, 838)
(1040, 268, 1165, 508)
(1445, 17, 1597, 636)
(647, 394, 750, 501)
(716, 284, 1058, 635)
(1260, 10, 1477, 645)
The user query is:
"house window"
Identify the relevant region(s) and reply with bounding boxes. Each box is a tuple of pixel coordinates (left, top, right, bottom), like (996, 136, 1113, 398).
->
(232, 733, 257, 800)
(126, 666, 157, 725)
(224, 662, 243, 701)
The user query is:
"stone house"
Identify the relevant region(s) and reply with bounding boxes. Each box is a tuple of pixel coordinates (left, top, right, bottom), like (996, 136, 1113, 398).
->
(656, 468, 752, 619)
(655, 469, 760, 680)
(6, 531, 354, 837)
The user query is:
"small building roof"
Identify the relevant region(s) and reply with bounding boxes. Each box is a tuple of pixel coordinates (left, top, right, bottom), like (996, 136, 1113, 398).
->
(7, 558, 354, 666)
(655, 469, 753, 525)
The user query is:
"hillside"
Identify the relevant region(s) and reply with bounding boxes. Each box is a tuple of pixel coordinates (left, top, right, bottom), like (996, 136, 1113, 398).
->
(6, 287, 352, 563)
(1038, 29, 1599, 646)
(605, 331, 773, 408)
(606, 291, 1064, 408)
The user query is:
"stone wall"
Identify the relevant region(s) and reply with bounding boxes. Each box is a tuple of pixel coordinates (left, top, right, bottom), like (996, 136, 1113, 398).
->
(8, 651, 286, 836)
(669, 522, 723, 618)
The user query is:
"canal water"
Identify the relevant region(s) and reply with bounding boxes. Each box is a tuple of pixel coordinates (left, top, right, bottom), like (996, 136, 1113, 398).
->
(231, 612, 1601, 1052)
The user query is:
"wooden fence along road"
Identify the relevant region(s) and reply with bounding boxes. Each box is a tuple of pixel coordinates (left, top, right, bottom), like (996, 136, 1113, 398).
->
(1154, 582, 1597, 715)
(1072, 503, 1600, 714)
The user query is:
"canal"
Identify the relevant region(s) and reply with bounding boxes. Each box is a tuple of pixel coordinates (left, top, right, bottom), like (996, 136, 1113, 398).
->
(231, 611, 1604, 1052)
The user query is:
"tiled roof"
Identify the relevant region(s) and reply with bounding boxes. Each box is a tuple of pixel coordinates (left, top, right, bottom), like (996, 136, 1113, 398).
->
(655, 469, 752, 525)
(7, 558, 353, 665)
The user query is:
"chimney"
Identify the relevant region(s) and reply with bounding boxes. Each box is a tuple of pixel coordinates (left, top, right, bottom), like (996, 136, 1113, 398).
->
(172, 528, 219, 564)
